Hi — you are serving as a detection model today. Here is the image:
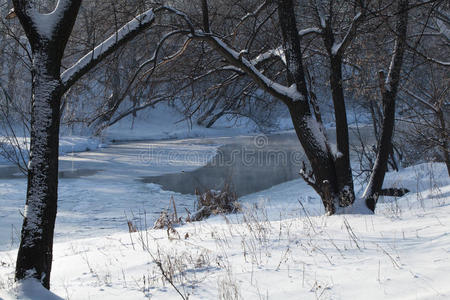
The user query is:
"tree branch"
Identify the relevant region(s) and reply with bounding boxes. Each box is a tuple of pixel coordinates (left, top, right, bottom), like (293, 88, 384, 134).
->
(61, 8, 156, 91)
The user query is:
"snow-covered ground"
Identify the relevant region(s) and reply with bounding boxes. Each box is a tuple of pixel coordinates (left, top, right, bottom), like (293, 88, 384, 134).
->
(0, 139, 221, 251)
(0, 163, 449, 300)
(1, 102, 261, 165)
(0, 136, 101, 164)
(1, 103, 448, 299)
(0, 102, 264, 250)
(101, 103, 261, 142)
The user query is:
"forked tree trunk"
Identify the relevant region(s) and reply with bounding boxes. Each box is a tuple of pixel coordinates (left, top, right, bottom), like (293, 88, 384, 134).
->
(278, 0, 340, 213)
(288, 101, 339, 214)
(320, 15, 356, 206)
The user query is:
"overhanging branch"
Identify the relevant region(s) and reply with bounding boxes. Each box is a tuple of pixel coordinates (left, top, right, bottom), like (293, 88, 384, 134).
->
(61, 8, 156, 91)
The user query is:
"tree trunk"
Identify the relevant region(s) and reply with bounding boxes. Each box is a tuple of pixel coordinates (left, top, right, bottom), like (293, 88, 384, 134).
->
(328, 54, 354, 206)
(278, 0, 339, 213)
(12, 0, 82, 288)
(288, 100, 339, 214)
(206, 109, 225, 128)
(319, 10, 359, 207)
(12, 1, 155, 289)
(437, 108, 450, 176)
(15, 53, 63, 289)
(201, 0, 210, 33)
(364, 0, 409, 211)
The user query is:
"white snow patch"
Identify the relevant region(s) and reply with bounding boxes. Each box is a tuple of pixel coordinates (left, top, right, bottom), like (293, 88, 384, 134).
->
(0, 136, 100, 164)
(103, 102, 257, 142)
(331, 41, 342, 56)
(0, 278, 63, 300)
(29, 0, 72, 39)
(1, 164, 448, 299)
(306, 116, 327, 153)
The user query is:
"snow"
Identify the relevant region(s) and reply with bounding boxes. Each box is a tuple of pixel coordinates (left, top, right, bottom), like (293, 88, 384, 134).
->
(0, 278, 63, 300)
(331, 12, 362, 56)
(208, 36, 304, 102)
(435, 17, 450, 41)
(305, 116, 328, 153)
(249, 29, 320, 67)
(61, 9, 155, 86)
(0, 159, 448, 299)
(251, 46, 285, 65)
(298, 27, 321, 37)
(29, 0, 72, 39)
(0, 95, 448, 299)
(0, 136, 100, 164)
(102, 102, 257, 142)
(316, 1, 327, 29)
(331, 42, 342, 56)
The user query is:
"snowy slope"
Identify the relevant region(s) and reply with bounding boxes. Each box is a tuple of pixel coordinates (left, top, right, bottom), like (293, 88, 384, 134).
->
(0, 163, 448, 299)
(0, 135, 100, 164)
(0, 102, 258, 165)
(102, 102, 260, 142)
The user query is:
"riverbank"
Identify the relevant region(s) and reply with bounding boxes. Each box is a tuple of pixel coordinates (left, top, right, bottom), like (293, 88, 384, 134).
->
(1, 162, 449, 299)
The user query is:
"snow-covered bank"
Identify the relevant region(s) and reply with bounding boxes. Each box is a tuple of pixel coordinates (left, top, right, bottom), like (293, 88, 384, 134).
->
(102, 103, 260, 142)
(0, 136, 101, 164)
(0, 163, 448, 299)
(0, 102, 260, 166)
(0, 279, 63, 300)
(0, 138, 221, 251)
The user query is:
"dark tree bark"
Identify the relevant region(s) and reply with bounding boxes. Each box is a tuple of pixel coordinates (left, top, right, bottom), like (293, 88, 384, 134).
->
(319, 3, 366, 207)
(437, 107, 450, 176)
(277, 0, 339, 213)
(201, 0, 210, 33)
(192, 0, 407, 214)
(364, 0, 409, 212)
(12, 0, 82, 289)
(323, 44, 354, 206)
(12, 1, 156, 289)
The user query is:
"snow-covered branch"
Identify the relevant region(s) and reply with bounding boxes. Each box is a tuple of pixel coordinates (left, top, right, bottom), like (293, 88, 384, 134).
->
(314, 0, 328, 29)
(61, 9, 156, 91)
(299, 27, 322, 38)
(251, 46, 285, 65)
(194, 33, 304, 103)
(247, 28, 321, 68)
(401, 88, 439, 112)
(434, 10, 450, 41)
(332, 11, 364, 56)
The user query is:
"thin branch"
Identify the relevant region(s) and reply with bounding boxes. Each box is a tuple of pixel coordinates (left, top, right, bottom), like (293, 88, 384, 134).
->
(61, 8, 156, 91)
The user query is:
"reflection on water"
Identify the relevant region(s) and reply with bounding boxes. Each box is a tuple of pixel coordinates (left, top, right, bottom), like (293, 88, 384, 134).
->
(141, 127, 375, 196)
(142, 134, 305, 196)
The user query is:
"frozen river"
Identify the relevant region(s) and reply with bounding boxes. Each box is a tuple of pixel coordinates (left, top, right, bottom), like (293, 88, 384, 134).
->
(0, 139, 220, 250)
(0, 127, 374, 250)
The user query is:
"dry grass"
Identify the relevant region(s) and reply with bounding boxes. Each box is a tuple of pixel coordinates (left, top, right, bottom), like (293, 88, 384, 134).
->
(187, 185, 241, 222)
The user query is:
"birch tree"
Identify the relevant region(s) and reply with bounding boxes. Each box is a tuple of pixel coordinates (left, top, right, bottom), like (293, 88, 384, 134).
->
(11, 0, 156, 288)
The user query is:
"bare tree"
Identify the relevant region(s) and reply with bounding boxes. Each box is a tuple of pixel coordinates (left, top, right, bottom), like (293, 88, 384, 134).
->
(362, 0, 410, 211)
(138, 0, 414, 214)
(11, 0, 156, 288)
